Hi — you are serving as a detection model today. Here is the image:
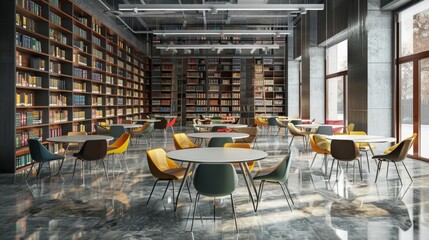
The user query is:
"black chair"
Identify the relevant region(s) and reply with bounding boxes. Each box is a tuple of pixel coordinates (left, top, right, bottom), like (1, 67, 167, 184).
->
(27, 139, 65, 180)
(72, 139, 108, 184)
(315, 126, 334, 135)
(154, 117, 167, 135)
(329, 140, 362, 181)
(95, 124, 110, 135)
(211, 126, 227, 132)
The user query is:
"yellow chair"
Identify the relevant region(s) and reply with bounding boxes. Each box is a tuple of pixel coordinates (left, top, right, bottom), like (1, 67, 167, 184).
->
(146, 148, 192, 206)
(107, 133, 131, 171)
(350, 131, 376, 172)
(173, 133, 199, 150)
(288, 123, 308, 149)
(309, 134, 331, 169)
(346, 123, 355, 134)
(384, 133, 417, 154)
(99, 122, 110, 130)
(224, 143, 255, 171)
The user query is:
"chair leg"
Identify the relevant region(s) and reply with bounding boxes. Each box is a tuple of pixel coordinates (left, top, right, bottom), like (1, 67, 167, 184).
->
(335, 161, 340, 181)
(56, 158, 65, 175)
(386, 162, 390, 179)
(101, 159, 109, 182)
(162, 180, 171, 199)
(393, 162, 403, 185)
(171, 180, 176, 207)
(283, 183, 295, 206)
(310, 153, 318, 169)
(230, 193, 239, 233)
(288, 136, 295, 148)
(26, 162, 35, 180)
(375, 160, 382, 183)
(146, 179, 159, 205)
(186, 179, 193, 202)
(357, 159, 363, 181)
(279, 183, 292, 212)
(121, 153, 129, 172)
(190, 192, 199, 232)
(36, 162, 44, 178)
(329, 159, 336, 180)
(255, 181, 265, 211)
(365, 151, 370, 173)
(71, 159, 79, 181)
(402, 161, 413, 182)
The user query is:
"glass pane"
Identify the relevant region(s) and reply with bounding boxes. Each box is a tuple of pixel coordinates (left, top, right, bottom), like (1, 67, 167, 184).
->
(399, 1, 429, 57)
(400, 62, 414, 153)
(326, 76, 344, 121)
(420, 59, 429, 157)
(326, 40, 348, 75)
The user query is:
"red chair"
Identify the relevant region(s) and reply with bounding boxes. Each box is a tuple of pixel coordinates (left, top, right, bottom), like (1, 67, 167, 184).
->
(166, 117, 177, 134)
(325, 120, 344, 134)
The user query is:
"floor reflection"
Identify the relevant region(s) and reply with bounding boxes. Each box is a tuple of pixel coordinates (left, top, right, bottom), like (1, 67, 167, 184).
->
(1, 127, 428, 239)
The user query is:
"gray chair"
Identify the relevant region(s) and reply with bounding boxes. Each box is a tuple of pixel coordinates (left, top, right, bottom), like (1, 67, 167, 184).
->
(207, 137, 233, 147)
(110, 125, 126, 141)
(267, 117, 278, 135)
(315, 126, 334, 135)
(191, 163, 239, 232)
(253, 153, 294, 211)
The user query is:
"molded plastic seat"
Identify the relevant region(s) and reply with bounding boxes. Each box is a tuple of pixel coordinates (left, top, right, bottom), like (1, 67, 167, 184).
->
(309, 134, 331, 169)
(145, 148, 192, 207)
(232, 127, 259, 148)
(329, 140, 362, 181)
(207, 137, 233, 147)
(166, 118, 177, 134)
(107, 133, 131, 171)
(95, 124, 110, 135)
(72, 139, 108, 183)
(253, 153, 294, 211)
(131, 123, 153, 146)
(26, 139, 65, 180)
(173, 133, 199, 150)
(191, 163, 239, 232)
(288, 123, 308, 149)
(110, 125, 126, 141)
(315, 126, 334, 135)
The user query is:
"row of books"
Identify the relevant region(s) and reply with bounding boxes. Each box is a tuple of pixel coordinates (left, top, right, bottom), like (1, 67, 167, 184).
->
(93, 48, 103, 59)
(16, 72, 42, 88)
(73, 110, 85, 120)
(73, 67, 88, 78)
(16, 33, 42, 52)
(49, 61, 61, 74)
(49, 12, 61, 26)
(49, 29, 68, 45)
(49, 77, 65, 90)
(92, 36, 101, 46)
(73, 95, 86, 106)
(16, 128, 42, 148)
(72, 123, 86, 132)
(49, 94, 67, 106)
(74, 15, 88, 27)
(49, 110, 68, 123)
(16, 0, 42, 16)
(49, 0, 59, 8)
(73, 40, 88, 53)
(16, 92, 33, 106)
(92, 73, 103, 82)
(93, 61, 103, 70)
(16, 154, 33, 168)
(73, 25, 87, 39)
(73, 53, 88, 65)
(50, 45, 66, 59)
(16, 110, 42, 127)
(49, 127, 62, 137)
(31, 58, 46, 70)
(72, 81, 86, 92)
(16, 13, 36, 32)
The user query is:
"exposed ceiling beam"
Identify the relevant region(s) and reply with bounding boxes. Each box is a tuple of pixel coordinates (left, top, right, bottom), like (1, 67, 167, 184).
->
(118, 4, 324, 12)
(155, 44, 280, 50)
(153, 29, 292, 36)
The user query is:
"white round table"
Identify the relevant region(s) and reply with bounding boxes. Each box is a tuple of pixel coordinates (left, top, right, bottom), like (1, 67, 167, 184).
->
(295, 124, 344, 130)
(106, 124, 142, 129)
(325, 135, 396, 143)
(187, 132, 249, 140)
(47, 135, 114, 143)
(195, 124, 248, 129)
(133, 119, 161, 123)
(167, 147, 268, 211)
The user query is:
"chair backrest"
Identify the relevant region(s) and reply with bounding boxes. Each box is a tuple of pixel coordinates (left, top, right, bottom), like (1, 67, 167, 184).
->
(232, 127, 258, 143)
(193, 163, 237, 197)
(232, 118, 240, 124)
(154, 117, 167, 129)
(290, 119, 302, 126)
(28, 139, 54, 162)
(287, 123, 303, 136)
(173, 133, 195, 149)
(309, 134, 328, 154)
(347, 123, 355, 134)
(166, 118, 177, 127)
(207, 137, 234, 147)
(211, 126, 227, 132)
(79, 139, 107, 161)
(224, 143, 251, 149)
(385, 138, 414, 162)
(315, 126, 333, 135)
(109, 133, 131, 154)
(110, 125, 126, 139)
(264, 153, 293, 183)
(330, 140, 359, 161)
(95, 124, 110, 135)
(142, 123, 154, 134)
(268, 117, 278, 126)
(146, 148, 181, 178)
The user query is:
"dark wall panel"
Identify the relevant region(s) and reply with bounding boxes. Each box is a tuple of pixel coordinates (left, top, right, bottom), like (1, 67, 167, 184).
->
(0, 0, 16, 173)
(294, 19, 302, 60)
(301, 14, 311, 119)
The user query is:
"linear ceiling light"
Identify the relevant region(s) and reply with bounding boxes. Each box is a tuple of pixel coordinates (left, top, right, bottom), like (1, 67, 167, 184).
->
(118, 4, 324, 12)
(155, 44, 280, 50)
(152, 30, 292, 36)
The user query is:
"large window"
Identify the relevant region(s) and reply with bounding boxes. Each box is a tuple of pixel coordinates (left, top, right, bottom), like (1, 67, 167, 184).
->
(326, 40, 348, 122)
(397, 1, 429, 159)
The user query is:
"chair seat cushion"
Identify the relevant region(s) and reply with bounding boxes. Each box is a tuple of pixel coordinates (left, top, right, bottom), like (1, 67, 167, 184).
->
(162, 168, 191, 180)
(253, 166, 279, 181)
(314, 134, 331, 151)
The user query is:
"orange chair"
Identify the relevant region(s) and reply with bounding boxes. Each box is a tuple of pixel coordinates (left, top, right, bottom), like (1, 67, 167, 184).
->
(107, 133, 131, 171)
(173, 133, 199, 150)
(224, 143, 255, 171)
(309, 134, 331, 169)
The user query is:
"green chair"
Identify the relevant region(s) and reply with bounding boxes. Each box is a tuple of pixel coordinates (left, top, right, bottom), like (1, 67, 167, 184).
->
(191, 163, 239, 232)
(27, 139, 65, 180)
(267, 117, 278, 135)
(110, 125, 126, 141)
(207, 137, 233, 147)
(253, 153, 294, 211)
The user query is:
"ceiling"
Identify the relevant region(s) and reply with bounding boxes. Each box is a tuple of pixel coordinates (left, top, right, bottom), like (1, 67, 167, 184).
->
(99, 0, 313, 33)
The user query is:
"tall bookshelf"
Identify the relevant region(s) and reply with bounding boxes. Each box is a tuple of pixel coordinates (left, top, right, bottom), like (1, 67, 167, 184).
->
(8, 0, 149, 173)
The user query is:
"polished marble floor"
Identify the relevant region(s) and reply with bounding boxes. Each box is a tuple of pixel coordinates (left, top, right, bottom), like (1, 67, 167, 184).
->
(1, 127, 429, 239)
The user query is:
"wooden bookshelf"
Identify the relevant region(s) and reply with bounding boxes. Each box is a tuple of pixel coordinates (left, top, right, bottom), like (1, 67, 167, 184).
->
(7, 0, 149, 173)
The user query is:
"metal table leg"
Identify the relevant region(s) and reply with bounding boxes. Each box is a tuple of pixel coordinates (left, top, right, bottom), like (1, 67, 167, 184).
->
(239, 162, 257, 212)
(174, 162, 194, 212)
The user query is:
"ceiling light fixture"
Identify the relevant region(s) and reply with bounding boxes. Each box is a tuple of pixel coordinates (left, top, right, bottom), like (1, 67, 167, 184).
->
(118, 4, 324, 12)
(153, 30, 292, 36)
(155, 44, 280, 50)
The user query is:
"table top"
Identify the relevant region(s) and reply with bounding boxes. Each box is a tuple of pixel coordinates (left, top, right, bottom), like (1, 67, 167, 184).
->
(195, 124, 248, 128)
(133, 119, 161, 123)
(154, 115, 177, 119)
(295, 124, 344, 129)
(47, 135, 114, 143)
(187, 132, 249, 140)
(167, 148, 268, 163)
(325, 135, 396, 143)
(106, 124, 142, 128)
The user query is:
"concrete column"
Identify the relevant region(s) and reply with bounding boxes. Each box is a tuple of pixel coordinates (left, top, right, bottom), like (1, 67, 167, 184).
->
(288, 61, 300, 117)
